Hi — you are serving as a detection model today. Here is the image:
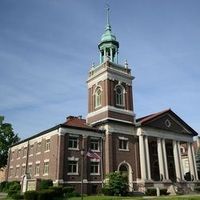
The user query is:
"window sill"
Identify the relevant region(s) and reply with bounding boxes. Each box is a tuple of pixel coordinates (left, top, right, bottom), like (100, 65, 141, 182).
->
(35, 174, 40, 177)
(116, 104, 125, 108)
(68, 148, 79, 151)
(29, 154, 33, 157)
(43, 173, 49, 176)
(67, 173, 79, 175)
(90, 150, 100, 152)
(119, 149, 129, 152)
(36, 152, 41, 155)
(44, 150, 50, 153)
(94, 105, 102, 110)
(90, 173, 100, 176)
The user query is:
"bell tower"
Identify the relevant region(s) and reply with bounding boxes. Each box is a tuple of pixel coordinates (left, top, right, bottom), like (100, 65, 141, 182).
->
(86, 8, 135, 125)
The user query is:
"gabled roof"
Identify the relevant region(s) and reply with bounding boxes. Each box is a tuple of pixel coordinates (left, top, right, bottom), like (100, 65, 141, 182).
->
(136, 109, 198, 136)
(136, 109, 171, 124)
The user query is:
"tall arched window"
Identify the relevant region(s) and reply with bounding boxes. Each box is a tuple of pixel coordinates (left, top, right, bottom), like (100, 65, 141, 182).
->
(115, 85, 124, 106)
(95, 87, 102, 108)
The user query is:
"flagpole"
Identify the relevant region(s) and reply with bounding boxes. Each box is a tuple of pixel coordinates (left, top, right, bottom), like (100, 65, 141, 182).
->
(80, 148, 84, 200)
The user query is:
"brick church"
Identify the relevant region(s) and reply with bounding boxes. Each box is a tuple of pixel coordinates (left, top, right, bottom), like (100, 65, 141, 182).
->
(6, 8, 199, 194)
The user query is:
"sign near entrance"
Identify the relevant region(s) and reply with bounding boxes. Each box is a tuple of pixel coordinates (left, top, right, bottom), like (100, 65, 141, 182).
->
(27, 180, 37, 191)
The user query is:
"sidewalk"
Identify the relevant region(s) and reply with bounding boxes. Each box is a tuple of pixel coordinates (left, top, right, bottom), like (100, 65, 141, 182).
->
(0, 193, 7, 199)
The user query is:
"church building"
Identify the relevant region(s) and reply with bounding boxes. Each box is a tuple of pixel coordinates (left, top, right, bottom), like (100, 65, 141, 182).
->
(6, 9, 199, 194)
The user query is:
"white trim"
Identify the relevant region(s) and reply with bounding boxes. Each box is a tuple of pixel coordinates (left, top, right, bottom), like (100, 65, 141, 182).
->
(68, 148, 79, 151)
(68, 157, 79, 161)
(62, 128, 102, 138)
(118, 136, 128, 140)
(10, 141, 28, 151)
(90, 173, 100, 176)
(67, 172, 79, 175)
(44, 159, 49, 162)
(87, 105, 134, 119)
(119, 149, 129, 152)
(87, 67, 133, 88)
(22, 163, 26, 166)
(29, 130, 56, 145)
(69, 134, 79, 138)
(16, 164, 20, 167)
(89, 117, 133, 126)
(118, 161, 133, 192)
(35, 161, 40, 164)
(90, 158, 100, 162)
(28, 162, 33, 165)
(136, 127, 193, 142)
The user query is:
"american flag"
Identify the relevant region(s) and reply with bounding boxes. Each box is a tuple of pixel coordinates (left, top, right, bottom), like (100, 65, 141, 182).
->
(86, 149, 101, 159)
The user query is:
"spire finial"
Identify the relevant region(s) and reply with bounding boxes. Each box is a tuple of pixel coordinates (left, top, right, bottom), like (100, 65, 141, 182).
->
(125, 59, 129, 68)
(105, 3, 111, 30)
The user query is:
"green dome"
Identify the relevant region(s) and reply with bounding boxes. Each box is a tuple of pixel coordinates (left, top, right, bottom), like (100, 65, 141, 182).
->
(101, 25, 117, 42)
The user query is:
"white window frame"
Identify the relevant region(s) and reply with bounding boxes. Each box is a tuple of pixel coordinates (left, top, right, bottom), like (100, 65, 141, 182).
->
(94, 87, 102, 108)
(35, 164, 40, 176)
(43, 162, 49, 175)
(15, 167, 20, 177)
(23, 147, 27, 158)
(68, 136, 79, 150)
(90, 160, 100, 175)
(45, 139, 50, 152)
(119, 137, 129, 151)
(115, 85, 125, 107)
(90, 139, 100, 152)
(67, 160, 78, 175)
(17, 149, 21, 159)
(36, 142, 41, 154)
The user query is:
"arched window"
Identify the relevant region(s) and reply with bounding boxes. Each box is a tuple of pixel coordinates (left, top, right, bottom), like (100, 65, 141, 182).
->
(115, 85, 124, 106)
(95, 87, 102, 108)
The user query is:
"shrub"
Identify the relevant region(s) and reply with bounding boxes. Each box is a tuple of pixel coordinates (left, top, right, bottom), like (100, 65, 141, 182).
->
(102, 172, 128, 196)
(65, 191, 80, 198)
(37, 189, 54, 200)
(160, 188, 170, 195)
(12, 194, 24, 200)
(62, 186, 74, 194)
(24, 191, 38, 200)
(38, 179, 53, 190)
(49, 186, 63, 197)
(0, 181, 7, 192)
(101, 186, 113, 196)
(146, 188, 156, 196)
(7, 182, 21, 197)
(194, 186, 200, 192)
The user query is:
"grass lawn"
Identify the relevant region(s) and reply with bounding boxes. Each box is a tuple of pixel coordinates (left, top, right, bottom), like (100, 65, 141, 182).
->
(68, 195, 200, 200)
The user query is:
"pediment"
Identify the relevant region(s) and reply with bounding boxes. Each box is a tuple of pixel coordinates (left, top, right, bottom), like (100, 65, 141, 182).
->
(137, 109, 198, 136)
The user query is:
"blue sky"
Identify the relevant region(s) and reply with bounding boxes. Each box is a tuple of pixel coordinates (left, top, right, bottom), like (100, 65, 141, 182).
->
(0, 0, 200, 139)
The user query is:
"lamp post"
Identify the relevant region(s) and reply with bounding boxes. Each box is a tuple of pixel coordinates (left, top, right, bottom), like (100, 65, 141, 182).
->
(80, 149, 84, 200)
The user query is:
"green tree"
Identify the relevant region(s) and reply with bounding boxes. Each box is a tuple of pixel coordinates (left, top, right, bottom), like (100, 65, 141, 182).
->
(102, 171, 128, 196)
(0, 116, 20, 168)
